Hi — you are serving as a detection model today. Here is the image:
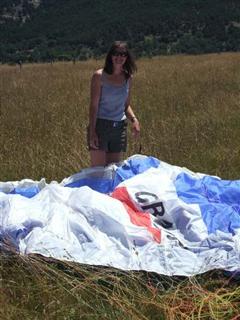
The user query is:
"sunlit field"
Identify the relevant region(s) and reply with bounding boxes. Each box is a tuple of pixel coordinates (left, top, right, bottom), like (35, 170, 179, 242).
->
(1, 53, 240, 319)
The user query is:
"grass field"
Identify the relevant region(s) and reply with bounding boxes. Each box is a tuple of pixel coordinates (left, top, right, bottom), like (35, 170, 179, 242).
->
(1, 53, 240, 319)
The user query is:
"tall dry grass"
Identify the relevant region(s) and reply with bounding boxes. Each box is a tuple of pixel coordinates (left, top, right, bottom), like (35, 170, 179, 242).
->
(134, 54, 240, 178)
(1, 252, 240, 320)
(1, 53, 240, 319)
(1, 61, 93, 181)
(1, 53, 240, 182)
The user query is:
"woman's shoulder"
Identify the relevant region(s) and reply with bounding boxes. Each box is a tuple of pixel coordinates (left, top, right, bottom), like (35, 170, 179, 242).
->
(125, 72, 133, 80)
(91, 69, 103, 84)
(93, 68, 103, 77)
(126, 74, 133, 86)
(92, 69, 103, 81)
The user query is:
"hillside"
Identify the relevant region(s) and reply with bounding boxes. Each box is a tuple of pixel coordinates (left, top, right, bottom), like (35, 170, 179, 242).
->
(0, 0, 240, 62)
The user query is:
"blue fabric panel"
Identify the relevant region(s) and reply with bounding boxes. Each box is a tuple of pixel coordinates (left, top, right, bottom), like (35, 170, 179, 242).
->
(1, 157, 160, 196)
(175, 173, 240, 235)
(65, 156, 160, 193)
(113, 156, 160, 189)
(65, 178, 113, 194)
(9, 186, 40, 198)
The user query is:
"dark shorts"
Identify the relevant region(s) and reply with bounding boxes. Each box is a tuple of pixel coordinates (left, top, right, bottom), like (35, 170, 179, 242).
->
(87, 118, 127, 153)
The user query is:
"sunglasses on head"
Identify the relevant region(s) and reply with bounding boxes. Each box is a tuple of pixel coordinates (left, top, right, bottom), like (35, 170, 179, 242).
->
(112, 51, 128, 57)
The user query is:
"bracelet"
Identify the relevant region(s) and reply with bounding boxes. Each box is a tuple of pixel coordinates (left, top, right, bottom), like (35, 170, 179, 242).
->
(131, 116, 137, 123)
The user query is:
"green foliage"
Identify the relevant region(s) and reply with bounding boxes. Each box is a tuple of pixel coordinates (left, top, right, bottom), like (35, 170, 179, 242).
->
(0, 0, 240, 63)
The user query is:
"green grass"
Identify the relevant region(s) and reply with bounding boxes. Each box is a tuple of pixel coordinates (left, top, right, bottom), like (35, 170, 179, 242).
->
(1, 53, 240, 319)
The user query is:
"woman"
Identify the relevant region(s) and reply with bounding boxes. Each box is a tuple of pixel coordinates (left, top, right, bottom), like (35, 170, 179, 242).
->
(88, 41, 140, 167)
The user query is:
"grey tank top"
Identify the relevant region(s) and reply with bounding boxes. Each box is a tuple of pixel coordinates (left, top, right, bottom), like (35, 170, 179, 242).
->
(97, 71, 129, 121)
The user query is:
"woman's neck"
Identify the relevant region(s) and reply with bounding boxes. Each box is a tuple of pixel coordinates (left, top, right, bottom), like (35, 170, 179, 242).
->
(112, 66, 123, 75)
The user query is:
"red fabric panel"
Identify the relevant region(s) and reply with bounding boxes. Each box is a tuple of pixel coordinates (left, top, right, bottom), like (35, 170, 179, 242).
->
(111, 187, 161, 243)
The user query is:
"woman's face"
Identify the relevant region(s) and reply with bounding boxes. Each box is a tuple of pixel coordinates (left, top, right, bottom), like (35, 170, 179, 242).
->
(111, 48, 128, 67)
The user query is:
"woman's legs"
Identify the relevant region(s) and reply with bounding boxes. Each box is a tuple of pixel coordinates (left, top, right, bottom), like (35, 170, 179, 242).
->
(90, 151, 122, 167)
(106, 152, 122, 165)
(88, 119, 127, 166)
(90, 150, 106, 167)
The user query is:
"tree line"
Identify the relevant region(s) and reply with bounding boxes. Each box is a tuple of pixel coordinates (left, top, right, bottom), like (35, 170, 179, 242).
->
(0, 0, 240, 63)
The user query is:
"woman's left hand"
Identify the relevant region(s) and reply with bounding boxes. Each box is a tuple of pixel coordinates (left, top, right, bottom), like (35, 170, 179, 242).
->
(132, 118, 140, 138)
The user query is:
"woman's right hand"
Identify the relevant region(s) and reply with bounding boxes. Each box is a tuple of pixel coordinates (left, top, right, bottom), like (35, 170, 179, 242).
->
(89, 130, 99, 150)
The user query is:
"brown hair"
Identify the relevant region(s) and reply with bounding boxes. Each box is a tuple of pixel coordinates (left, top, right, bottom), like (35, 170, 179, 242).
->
(103, 41, 137, 79)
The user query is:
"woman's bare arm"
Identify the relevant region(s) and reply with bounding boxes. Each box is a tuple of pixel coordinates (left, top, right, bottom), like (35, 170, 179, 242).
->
(89, 70, 102, 148)
(125, 77, 140, 138)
